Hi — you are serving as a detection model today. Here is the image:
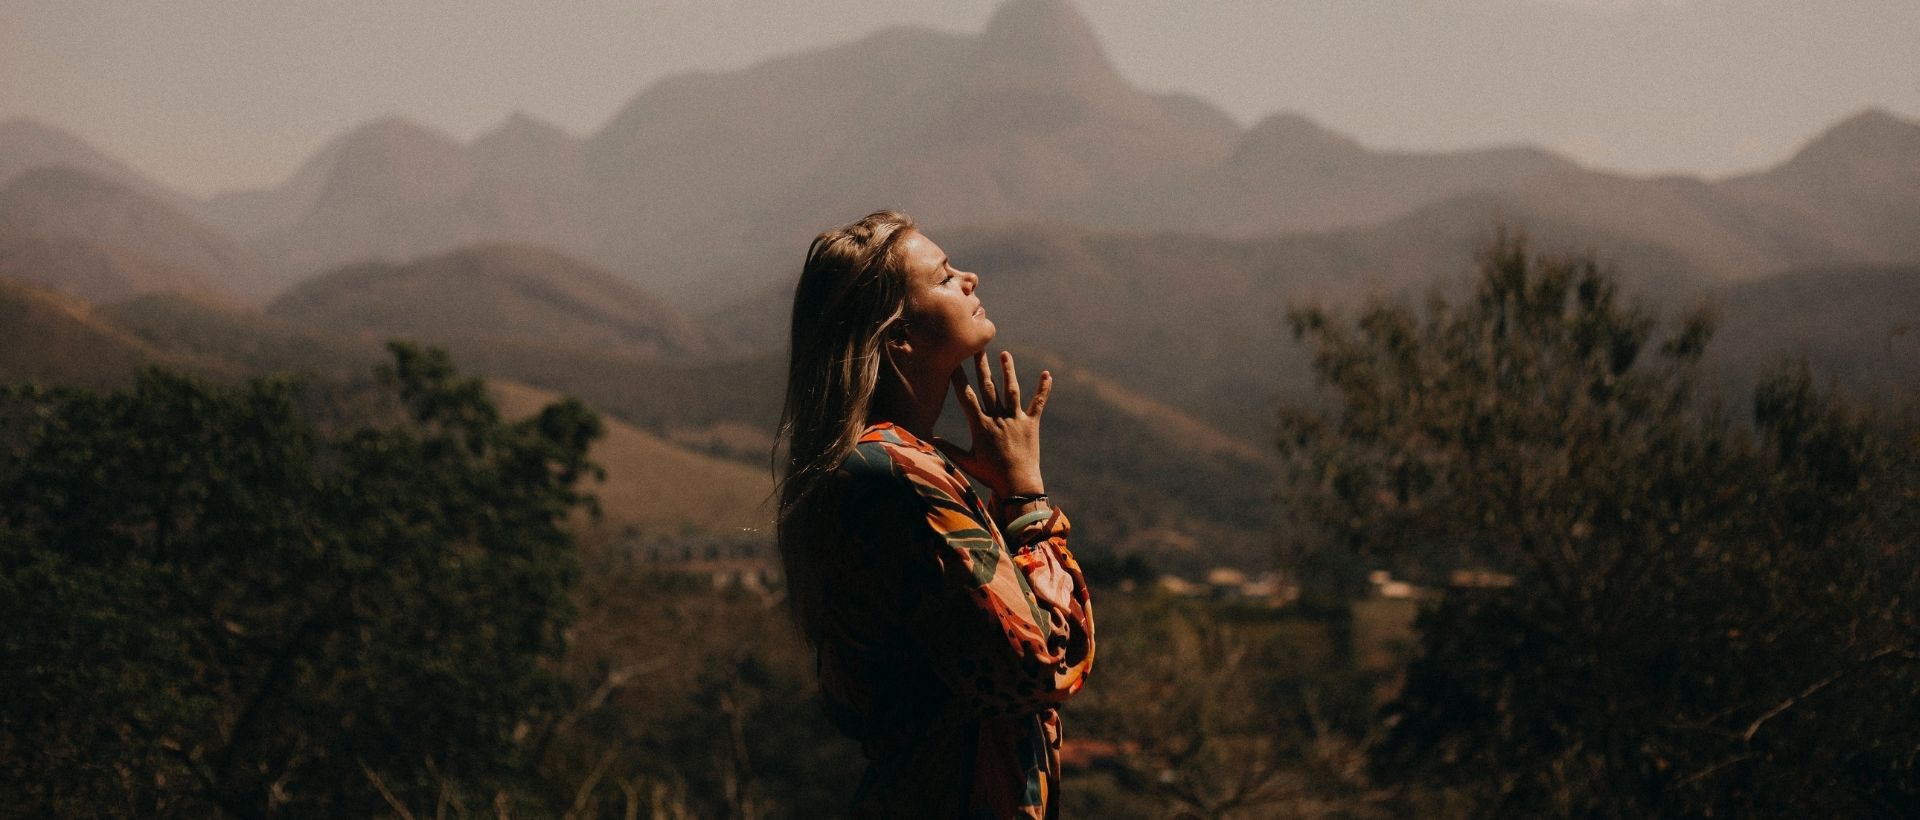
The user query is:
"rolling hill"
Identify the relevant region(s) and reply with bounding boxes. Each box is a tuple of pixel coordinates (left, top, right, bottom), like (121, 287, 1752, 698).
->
(0, 233, 226, 305)
(268, 243, 707, 358)
(0, 166, 268, 301)
(488, 379, 774, 535)
(0, 276, 230, 390)
(98, 289, 383, 376)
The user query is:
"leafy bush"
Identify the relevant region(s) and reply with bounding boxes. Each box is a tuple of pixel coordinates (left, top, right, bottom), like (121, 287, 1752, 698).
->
(0, 343, 602, 819)
(1279, 233, 1919, 816)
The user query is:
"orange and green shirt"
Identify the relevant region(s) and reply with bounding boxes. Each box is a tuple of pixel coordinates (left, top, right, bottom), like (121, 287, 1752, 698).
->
(817, 421, 1096, 819)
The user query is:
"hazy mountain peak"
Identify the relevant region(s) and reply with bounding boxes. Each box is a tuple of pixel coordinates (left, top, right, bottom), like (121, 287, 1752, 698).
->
(1834, 106, 1915, 131)
(1795, 107, 1920, 158)
(1762, 106, 1920, 186)
(1220, 112, 1368, 176)
(0, 118, 198, 213)
(470, 110, 580, 176)
(974, 0, 1115, 82)
(337, 115, 464, 154)
(0, 165, 259, 301)
(1239, 112, 1365, 155)
(480, 110, 575, 145)
(313, 115, 471, 205)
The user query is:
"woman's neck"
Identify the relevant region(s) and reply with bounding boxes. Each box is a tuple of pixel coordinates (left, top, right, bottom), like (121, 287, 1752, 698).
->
(869, 365, 950, 442)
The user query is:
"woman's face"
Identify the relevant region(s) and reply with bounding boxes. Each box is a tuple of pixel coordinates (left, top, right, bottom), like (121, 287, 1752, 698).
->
(896, 229, 995, 370)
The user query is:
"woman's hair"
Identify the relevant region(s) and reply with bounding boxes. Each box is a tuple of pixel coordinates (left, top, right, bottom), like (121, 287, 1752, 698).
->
(776, 209, 918, 645)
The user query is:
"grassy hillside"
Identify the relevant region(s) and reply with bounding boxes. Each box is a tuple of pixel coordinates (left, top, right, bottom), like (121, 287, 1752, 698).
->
(0, 276, 231, 390)
(270, 243, 708, 358)
(0, 234, 226, 305)
(489, 379, 774, 537)
(100, 290, 383, 376)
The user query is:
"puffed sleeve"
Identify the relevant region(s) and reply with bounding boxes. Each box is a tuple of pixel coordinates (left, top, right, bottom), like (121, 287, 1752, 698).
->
(844, 440, 1096, 718)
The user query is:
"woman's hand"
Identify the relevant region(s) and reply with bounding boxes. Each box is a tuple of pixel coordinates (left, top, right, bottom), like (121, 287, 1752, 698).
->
(934, 350, 1052, 499)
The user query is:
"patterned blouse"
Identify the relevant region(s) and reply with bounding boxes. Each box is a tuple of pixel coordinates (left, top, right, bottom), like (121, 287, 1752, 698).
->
(816, 421, 1097, 819)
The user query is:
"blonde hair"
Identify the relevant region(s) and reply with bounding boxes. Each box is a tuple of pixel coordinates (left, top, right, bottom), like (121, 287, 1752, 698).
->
(776, 209, 918, 645)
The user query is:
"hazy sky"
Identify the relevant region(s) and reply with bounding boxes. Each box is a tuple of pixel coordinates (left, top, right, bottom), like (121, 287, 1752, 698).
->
(4, 0, 1916, 198)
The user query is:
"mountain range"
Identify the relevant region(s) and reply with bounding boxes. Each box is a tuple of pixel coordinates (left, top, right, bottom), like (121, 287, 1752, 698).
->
(10, 0, 1918, 311)
(2, 0, 1916, 566)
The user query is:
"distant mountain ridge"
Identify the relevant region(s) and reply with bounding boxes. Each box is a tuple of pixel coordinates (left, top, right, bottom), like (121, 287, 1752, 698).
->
(1722, 108, 1920, 262)
(268, 243, 705, 358)
(0, 166, 268, 301)
(5, 0, 1916, 313)
(0, 119, 202, 215)
(178, 0, 1919, 308)
(234, 114, 599, 282)
(571, 0, 1246, 306)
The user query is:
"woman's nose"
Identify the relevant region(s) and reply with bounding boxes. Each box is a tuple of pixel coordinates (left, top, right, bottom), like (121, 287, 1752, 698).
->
(963, 271, 979, 292)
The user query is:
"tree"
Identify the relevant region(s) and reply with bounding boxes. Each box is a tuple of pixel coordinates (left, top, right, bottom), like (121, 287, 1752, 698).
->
(1277, 232, 1919, 816)
(0, 343, 603, 819)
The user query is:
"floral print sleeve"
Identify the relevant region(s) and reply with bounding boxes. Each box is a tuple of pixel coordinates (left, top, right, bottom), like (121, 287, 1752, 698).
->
(827, 421, 1095, 818)
(843, 423, 1096, 716)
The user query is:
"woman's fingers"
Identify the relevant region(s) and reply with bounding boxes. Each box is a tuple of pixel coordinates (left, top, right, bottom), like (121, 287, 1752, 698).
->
(1000, 351, 1021, 413)
(951, 368, 984, 423)
(1028, 370, 1052, 417)
(966, 351, 1051, 419)
(973, 351, 998, 411)
(946, 353, 1050, 497)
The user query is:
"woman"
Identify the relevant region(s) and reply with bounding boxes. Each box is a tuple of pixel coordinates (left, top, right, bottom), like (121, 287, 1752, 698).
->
(776, 210, 1096, 818)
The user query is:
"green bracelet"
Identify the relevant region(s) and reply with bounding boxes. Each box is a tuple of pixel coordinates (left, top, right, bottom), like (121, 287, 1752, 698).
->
(1005, 509, 1053, 533)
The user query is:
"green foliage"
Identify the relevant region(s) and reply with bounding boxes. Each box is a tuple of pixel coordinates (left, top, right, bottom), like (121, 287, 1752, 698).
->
(0, 342, 602, 819)
(1279, 232, 1920, 816)
(552, 563, 863, 820)
(1064, 593, 1388, 818)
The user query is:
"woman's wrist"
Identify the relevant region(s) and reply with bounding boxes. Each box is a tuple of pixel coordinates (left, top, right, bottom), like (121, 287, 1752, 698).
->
(996, 490, 1050, 523)
(1002, 471, 1045, 499)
